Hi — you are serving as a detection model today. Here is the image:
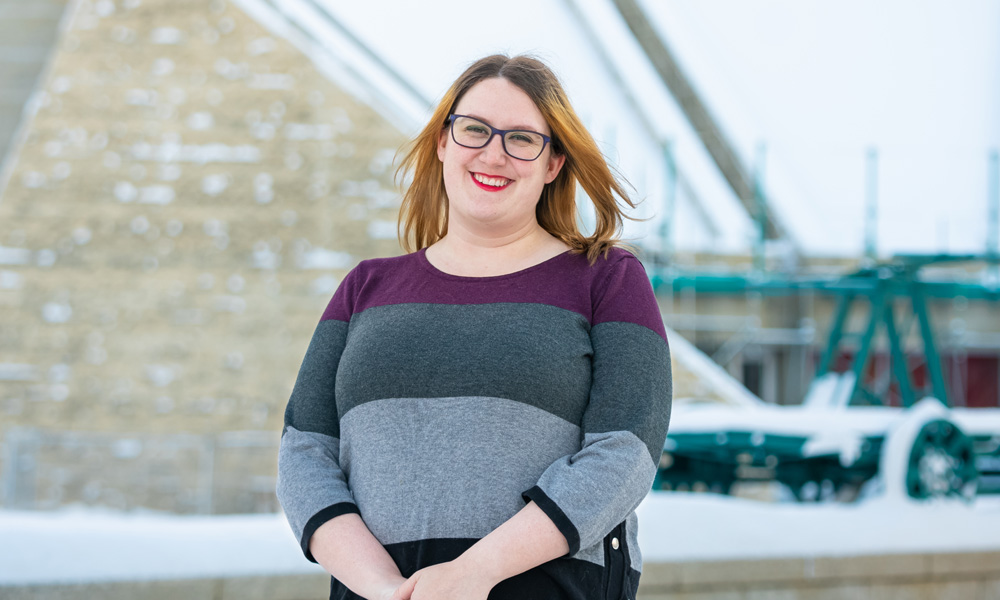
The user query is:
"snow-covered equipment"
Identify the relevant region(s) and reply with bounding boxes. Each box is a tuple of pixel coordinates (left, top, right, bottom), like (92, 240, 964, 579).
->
(652, 254, 1000, 500)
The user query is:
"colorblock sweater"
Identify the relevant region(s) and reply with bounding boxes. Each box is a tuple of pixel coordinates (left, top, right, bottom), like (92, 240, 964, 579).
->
(277, 247, 672, 600)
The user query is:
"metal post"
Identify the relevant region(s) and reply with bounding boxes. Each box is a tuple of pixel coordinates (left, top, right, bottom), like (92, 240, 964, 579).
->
(883, 300, 915, 407)
(754, 143, 767, 272)
(988, 149, 999, 257)
(608, 0, 790, 241)
(911, 285, 949, 406)
(817, 293, 852, 376)
(660, 139, 677, 263)
(849, 290, 886, 405)
(865, 147, 878, 262)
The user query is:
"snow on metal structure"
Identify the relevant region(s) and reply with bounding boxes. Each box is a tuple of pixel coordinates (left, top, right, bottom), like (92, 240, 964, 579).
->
(657, 254, 1000, 501)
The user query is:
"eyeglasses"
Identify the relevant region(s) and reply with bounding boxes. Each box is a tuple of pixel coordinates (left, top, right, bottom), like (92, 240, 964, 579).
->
(447, 114, 552, 161)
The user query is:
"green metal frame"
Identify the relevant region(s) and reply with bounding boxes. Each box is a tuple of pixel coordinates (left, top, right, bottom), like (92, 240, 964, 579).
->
(814, 282, 941, 407)
(651, 253, 999, 499)
(652, 253, 1000, 408)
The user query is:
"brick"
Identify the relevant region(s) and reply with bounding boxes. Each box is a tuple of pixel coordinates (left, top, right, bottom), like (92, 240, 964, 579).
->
(637, 561, 684, 589)
(0, 579, 216, 600)
(639, 592, 742, 600)
(810, 553, 932, 581)
(0, 0, 406, 513)
(866, 581, 965, 600)
(680, 557, 810, 587)
(744, 588, 799, 600)
(219, 573, 330, 600)
(982, 578, 1000, 600)
(797, 584, 874, 600)
(930, 581, 986, 600)
(930, 551, 1000, 577)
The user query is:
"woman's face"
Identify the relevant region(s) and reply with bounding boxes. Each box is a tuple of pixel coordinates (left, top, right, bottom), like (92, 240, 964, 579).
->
(437, 77, 565, 237)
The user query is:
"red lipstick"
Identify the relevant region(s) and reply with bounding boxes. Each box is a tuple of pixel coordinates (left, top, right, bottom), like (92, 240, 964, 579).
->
(470, 172, 510, 192)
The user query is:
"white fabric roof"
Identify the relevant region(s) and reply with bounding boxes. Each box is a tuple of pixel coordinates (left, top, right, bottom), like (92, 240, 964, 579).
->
(241, 0, 1000, 258)
(640, 0, 1000, 257)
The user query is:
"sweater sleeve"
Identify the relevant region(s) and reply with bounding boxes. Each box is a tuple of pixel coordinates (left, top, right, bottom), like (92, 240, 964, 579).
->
(276, 271, 360, 563)
(523, 253, 672, 555)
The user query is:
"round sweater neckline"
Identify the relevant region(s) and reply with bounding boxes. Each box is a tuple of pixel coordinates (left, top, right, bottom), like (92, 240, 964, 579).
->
(415, 247, 575, 282)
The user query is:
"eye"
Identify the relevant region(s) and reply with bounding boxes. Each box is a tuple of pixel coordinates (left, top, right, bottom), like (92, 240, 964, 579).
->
(507, 132, 542, 147)
(454, 116, 491, 139)
(464, 124, 490, 136)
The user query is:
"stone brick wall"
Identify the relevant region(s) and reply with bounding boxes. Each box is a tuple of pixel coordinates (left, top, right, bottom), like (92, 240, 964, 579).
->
(4, 551, 999, 599)
(637, 551, 1000, 600)
(0, 0, 407, 512)
(0, 0, 896, 515)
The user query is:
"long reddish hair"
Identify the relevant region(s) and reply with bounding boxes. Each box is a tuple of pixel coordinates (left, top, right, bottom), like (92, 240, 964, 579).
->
(397, 54, 635, 262)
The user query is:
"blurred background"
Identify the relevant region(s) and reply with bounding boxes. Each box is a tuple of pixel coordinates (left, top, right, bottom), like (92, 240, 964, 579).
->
(1, 0, 999, 598)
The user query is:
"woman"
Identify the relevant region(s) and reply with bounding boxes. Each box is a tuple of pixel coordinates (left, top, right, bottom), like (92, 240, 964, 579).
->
(277, 54, 672, 600)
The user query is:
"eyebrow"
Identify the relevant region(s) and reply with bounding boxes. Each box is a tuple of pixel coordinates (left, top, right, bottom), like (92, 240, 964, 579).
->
(463, 113, 547, 134)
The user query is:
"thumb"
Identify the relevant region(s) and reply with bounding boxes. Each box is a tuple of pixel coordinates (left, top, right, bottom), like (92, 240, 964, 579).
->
(391, 572, 420, 600)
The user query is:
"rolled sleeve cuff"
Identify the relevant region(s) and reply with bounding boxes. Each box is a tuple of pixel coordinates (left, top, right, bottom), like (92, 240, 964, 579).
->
(522, 485, 581, 556)
(300, 502, 361, 563)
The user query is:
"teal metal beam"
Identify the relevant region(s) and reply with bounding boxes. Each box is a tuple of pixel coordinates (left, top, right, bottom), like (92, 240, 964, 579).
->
(817, 293, 852, 377)
(654, 272, 1000, 300)
(754, 144, 767, 272)
(883, 300, 916, 407)
(911, 286, 949, 405)
(989, 149, 999, 256)
(610, 0, 792, 244)
(648, 253, 1000, 410)
(849, 291, 886, 405)
(989, 150, 999, 286)
(659, 140, 677, 262)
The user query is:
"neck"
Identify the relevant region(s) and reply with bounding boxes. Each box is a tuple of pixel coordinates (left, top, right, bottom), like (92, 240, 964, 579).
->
(426, 219, 569, 277)
(446, 214, 544, 251)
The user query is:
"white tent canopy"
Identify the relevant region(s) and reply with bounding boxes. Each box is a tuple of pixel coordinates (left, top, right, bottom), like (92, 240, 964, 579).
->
(240, 0, 1000, 258)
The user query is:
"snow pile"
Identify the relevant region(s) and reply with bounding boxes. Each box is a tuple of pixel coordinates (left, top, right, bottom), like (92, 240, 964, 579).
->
(637, 492, 1000, 562)
(666, 326, 762, 408)
(0, 510, 323, 585)
(2, 493, 999, 586)
(877, 398, 951, 499)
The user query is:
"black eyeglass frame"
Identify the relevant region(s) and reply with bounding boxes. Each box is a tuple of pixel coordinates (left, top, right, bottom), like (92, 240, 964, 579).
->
(447, 114, 552, 162)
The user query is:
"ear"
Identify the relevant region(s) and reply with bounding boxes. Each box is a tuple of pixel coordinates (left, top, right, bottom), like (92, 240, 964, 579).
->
(544, 151, 566, 184)
(437, 127, 449, 162)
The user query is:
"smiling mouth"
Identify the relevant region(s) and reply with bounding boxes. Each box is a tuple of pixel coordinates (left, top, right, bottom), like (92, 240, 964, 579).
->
(471, 173, 511, 191)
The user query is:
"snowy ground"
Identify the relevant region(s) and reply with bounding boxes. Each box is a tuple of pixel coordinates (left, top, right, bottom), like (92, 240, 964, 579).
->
(2, 493, 1000, 586)
(637, 492, 1000, 562)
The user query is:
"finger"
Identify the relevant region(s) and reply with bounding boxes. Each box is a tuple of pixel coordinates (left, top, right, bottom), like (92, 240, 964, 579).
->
(394, 573, 420, 599)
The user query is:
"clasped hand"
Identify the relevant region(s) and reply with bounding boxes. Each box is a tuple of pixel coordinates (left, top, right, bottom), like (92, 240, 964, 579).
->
(381, 559, 495, 600)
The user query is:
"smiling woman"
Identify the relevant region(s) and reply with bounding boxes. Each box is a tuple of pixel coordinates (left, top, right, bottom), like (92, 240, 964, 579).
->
(431, 77, 566, 263)
(398, 54, 637, 270)
(276, 54, 673, 600)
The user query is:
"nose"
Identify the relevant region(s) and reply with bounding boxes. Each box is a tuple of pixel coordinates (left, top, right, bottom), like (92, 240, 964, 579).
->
(480, 132, 507, 164)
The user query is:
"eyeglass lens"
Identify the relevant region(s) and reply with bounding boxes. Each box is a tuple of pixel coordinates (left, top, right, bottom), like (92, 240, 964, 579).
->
(451, 116, 546, 161)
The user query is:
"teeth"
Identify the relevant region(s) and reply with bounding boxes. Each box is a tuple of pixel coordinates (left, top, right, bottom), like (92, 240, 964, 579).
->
(474, 173, 510, 187)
